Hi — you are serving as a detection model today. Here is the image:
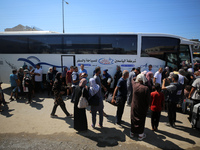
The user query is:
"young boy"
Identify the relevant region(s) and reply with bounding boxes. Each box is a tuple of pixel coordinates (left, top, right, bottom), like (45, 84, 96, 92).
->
(150, 83, 165, 131)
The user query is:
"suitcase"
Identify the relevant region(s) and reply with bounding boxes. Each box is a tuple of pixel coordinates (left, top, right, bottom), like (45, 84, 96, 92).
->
(182, 99, 193, 114)
(191, 103, 200, 128)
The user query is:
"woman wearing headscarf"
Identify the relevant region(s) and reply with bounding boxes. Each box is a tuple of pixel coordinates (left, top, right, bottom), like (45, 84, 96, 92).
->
(146, 71, 154, 92)
(130, 74, 150, 140)
(51, 72, 73, 118)
(89, 78, 104, 128)
(73, 78, 89, 132)
(101, 69, 113, 98)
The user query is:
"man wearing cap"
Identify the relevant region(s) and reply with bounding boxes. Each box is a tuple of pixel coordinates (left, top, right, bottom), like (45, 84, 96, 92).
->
(24, 69, 33, 104)
(102, 69, 113, 98)
(162, 74, 182, 127)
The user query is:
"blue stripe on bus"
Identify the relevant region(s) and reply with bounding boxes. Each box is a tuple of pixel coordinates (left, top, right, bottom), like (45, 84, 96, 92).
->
(17, 58, 65, 68)
(121, 64, 135, 67)
(78, 64, 91, 66)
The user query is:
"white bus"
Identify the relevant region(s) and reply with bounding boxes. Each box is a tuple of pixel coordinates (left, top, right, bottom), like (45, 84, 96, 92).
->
(0, 31, 199, 83)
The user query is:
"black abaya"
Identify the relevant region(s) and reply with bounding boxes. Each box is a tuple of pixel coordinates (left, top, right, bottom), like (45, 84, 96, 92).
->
(74, 86, 89, 131)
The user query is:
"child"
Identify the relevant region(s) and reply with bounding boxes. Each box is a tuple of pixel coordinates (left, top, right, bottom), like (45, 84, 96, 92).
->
(150, 83, 165, 131)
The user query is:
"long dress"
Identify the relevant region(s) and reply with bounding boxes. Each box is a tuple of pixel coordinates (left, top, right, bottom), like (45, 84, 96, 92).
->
(74, 86, 89, 131)
(131, 80, 150, 134)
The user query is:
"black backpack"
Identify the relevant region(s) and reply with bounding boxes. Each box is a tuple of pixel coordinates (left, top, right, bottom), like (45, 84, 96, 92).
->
(169, 83, 183, 103)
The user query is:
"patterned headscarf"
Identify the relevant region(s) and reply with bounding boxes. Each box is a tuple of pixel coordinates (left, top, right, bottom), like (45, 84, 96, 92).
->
(79, 78, 87, 87)
(135, 73, 147, 84)
(146, 71, 153, 87)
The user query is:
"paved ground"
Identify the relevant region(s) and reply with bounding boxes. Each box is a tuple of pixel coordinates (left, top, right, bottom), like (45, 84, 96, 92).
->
(0, 83, 200, 150)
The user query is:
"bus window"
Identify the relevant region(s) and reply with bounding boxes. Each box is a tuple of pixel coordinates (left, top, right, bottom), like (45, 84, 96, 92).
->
(28, 35, 62, 53)
(0, 36, 28, 53)
(179, 45, 191, 66)
(141, 36, 180, 60)
(64, 35, 99, 54)
(100, 35, 137, 54)
(165, 53, 178, 69)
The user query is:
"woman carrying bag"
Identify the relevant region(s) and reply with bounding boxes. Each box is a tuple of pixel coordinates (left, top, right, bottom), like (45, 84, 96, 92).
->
(74, 78, 89, 132)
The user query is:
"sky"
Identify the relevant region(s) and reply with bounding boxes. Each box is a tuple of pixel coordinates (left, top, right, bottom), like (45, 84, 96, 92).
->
(0, 0, 200, 39)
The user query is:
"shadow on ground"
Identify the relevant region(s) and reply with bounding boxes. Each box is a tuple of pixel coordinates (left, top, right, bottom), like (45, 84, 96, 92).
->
(77, 127, 126, 147)
(121, 120, 197, 149)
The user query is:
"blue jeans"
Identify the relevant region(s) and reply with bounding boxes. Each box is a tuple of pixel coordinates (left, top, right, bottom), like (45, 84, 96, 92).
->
(91, 100, 104, 126)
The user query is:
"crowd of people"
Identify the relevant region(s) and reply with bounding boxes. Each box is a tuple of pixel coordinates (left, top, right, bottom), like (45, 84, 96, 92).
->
(0, 62, 200, 141)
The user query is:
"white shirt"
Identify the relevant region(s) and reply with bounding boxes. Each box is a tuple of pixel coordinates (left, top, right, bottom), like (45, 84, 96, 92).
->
(154, 71, 162, 85)
(191, 78, 200, 100)
(34, 68, 43, 82)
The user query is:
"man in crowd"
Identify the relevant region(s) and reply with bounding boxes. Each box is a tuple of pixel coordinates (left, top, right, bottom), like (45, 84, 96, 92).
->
(92, 66, 104, 127)
(79, 64, 87, 75)
(130, 74, 150, 140)
(153, 67, 163, 85)
(71, 66, 79, 102)
(66, 66, 74, 99)
(34, 64, 43, 93)
(127, 67, 140, 106)
(112, 70, 129, 127)
(162, 74, 182, 127)
(188, 71, 200, 102)
(113, 65, 122, 89)
(147, 64, 154, 74)
(9, 69, 19, 101)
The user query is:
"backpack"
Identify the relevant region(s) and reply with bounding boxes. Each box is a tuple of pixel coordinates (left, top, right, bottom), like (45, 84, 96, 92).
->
(169, 83, 183, 103)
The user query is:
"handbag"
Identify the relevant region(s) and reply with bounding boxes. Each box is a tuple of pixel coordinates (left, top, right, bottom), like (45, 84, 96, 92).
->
(78, 88, 88, 109)
(106, 93, 119, 106)
(88, 93, 99, 106)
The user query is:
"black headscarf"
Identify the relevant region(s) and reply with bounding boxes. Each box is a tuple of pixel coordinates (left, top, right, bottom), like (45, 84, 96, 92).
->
(55, 72, 62, 83)
(53, 66, 58, 76)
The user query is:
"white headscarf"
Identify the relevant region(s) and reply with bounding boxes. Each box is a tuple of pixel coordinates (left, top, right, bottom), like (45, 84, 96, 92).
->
(141, 70, 147, 75)
(48, 67, 53, 73)
(89, 78, 100, 96)
(135, 73, 147, 84)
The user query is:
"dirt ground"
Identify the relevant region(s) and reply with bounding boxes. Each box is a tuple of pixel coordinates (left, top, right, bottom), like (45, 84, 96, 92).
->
(0, 83, 200, 150)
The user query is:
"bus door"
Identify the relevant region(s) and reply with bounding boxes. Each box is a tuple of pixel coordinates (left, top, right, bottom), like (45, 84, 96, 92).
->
(165, 53, 179, 69)
(61, 55, 75, 71)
